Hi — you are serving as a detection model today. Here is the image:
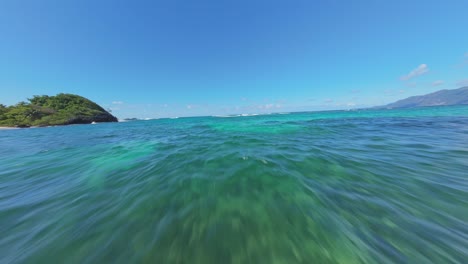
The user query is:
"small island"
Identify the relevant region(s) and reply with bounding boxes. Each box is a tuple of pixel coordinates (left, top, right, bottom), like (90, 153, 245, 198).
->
(0, 93, 118, 128)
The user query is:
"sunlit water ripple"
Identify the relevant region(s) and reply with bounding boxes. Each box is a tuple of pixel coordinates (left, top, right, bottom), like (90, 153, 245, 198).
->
(1, 106, 467, 263)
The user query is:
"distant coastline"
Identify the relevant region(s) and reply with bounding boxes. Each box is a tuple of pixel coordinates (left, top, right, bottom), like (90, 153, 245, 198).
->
(3, 88, 468, 129)
(376, 86, 468, 109)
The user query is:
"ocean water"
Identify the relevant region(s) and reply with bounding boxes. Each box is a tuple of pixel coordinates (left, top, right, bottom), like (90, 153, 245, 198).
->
(1, 105, 467, 263)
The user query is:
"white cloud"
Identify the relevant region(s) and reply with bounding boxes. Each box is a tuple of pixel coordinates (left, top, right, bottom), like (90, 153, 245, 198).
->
(383, 89, 405, 96)
(253, 103, 282, 111)
(456, 79, 468, 87)
(186, 105, 192, 109)
(112, 101, 124, 105)
(405, 82, 417, 88)
(400, 64, 429, 81)
(432, 80, 444, 86)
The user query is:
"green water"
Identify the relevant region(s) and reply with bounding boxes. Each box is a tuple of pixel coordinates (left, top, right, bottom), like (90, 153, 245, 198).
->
(1, 106, 467, 263)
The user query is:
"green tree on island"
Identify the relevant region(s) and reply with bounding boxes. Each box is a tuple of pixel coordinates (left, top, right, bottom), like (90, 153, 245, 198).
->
(0, 94, 117, 127)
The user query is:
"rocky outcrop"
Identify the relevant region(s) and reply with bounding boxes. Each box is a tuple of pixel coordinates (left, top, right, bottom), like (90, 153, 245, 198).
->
(0, 93, 118, 127)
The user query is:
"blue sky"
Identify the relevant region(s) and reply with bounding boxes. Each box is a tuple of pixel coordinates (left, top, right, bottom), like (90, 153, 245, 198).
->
(0, 0, 467, 118)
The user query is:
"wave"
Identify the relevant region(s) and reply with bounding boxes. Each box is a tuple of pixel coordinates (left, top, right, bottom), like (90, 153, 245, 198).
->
(213, 113, 263, 118)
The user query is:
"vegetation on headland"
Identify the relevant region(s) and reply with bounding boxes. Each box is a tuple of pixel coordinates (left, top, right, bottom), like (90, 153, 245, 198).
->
(0, 94, 118, 127)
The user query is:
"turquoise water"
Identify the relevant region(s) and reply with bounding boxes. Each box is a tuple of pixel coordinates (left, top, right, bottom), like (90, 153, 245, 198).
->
(1, 105, 467, 263)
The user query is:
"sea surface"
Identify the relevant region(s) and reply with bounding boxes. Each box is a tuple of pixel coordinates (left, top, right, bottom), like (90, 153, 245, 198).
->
(1, 106, 467, 263)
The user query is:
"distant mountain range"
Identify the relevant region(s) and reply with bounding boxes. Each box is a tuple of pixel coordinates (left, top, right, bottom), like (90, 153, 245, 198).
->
(380, 86, 468, 109)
